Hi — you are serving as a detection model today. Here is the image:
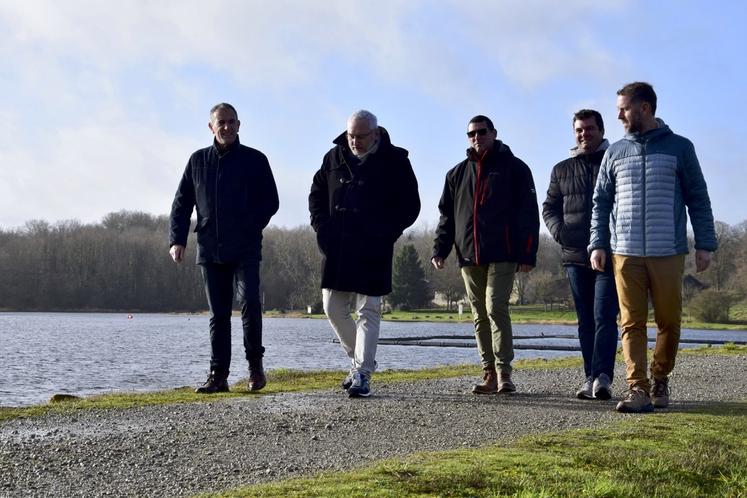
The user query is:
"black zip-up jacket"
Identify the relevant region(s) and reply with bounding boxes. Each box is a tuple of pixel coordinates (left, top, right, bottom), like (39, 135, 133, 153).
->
(169, 137, 279, 264)
(433, 140, 539, 267)
(309, 127, 420, 296)
(542, 146, 606, 266)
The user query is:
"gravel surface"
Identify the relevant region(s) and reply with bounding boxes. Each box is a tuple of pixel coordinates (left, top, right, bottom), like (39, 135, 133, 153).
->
(1, 354, 745, 497)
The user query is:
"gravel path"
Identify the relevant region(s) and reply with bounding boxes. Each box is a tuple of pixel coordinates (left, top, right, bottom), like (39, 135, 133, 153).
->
(1, 354, 745, 497)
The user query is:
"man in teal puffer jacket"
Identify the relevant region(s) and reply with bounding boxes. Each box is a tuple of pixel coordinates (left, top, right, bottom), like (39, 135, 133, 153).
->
(589, 82, 717, 413)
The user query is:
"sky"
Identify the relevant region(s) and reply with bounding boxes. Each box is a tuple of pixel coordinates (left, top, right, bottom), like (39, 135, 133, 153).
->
(1, 0, 746, 233)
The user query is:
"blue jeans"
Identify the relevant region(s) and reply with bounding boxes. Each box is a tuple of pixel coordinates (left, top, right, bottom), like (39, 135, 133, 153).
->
(565, 264, 619, 380)
(201, 260, 264, 372)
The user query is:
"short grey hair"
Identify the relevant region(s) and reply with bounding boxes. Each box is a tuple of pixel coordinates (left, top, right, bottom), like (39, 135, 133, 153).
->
(348, 109, 377, 129)
(210, 102, 238, 121)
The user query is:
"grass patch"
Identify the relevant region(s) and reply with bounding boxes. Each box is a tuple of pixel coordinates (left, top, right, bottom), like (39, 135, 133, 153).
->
(0, 356, 580, 422)
(201, 401, 747, 498)
(264, 305, 747, 329)
(2, 346, 743, 423)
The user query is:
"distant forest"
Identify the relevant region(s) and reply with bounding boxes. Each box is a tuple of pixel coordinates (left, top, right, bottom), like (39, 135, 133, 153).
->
(1, 211, 745, 321)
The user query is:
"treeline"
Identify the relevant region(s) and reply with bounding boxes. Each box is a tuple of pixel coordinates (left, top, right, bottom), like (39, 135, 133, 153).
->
(0, 211, 745, 319)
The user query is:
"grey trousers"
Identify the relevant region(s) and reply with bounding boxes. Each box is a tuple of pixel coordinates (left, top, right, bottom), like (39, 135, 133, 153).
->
(322, 289, 381, 377)
(461, 262, 516, 374)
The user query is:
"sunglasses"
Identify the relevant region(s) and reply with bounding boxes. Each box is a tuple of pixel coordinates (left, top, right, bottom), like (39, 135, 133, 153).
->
(466, 128, 491, 138)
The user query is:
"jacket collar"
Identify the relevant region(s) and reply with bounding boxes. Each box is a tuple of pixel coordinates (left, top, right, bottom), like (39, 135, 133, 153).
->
(212, 136, 241, 156)
(467, 139, 508, 161)
(625, 118, 672, 143)
(569, 138, 609, 158)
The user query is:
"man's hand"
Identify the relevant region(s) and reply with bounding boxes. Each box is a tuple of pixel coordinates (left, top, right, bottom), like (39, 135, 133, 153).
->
(170, 244, 186, 264)
(431, 256, 445, 270)
(590, 249, 606, 272)
(517, 264, 534, 273)
(695, 249, 712, 273)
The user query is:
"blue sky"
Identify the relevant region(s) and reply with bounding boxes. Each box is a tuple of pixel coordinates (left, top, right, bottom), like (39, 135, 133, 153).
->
(1, 1, 745, 231)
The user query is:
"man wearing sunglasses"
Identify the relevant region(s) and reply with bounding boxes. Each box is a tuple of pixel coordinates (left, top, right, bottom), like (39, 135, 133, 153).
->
(309, 110, 420, 398)
(432, 115, 539, 394)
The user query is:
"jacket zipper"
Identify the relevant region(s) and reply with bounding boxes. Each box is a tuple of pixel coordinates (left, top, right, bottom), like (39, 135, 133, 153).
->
(215, 154, 221, 258)
(586, 159, 594, 225)
(472, 159, 482, 265)
(641, 141, 646, 256)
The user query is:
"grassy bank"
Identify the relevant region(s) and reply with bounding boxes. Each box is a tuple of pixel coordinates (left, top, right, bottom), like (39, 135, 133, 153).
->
(267, 304, 747, 330)
(0, 357, 580, 423)
(1, 345, 744, 423)
(203, 400, 747, 498)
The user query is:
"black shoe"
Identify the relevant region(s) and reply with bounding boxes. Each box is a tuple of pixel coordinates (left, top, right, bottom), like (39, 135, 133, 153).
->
(248, 359, 267, 392)
(196, 371, 229, 394)
(651, 377, 670, 408)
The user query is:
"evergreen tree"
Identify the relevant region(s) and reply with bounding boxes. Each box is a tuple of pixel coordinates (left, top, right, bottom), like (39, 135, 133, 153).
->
(390, 244, 431, 310)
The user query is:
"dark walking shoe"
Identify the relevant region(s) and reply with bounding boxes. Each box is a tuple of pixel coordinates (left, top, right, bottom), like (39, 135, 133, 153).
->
(498, 372, 516, 393)
(195, 370, 229, 394)
(576, 376, 594, 399)
(651, 377, 670, 408)
(593, 373, 612, 400)
(615, 387, 654, 413)
(248, 359, 267, 392)
(472, 367, 498, 394)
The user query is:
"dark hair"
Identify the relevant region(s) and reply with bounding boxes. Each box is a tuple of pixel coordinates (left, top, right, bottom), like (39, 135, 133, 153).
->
(469, 115, 494, 130)
(573, 109, 604, 133)
(210, 102, 238, 120)
(617, 82, 657, 115)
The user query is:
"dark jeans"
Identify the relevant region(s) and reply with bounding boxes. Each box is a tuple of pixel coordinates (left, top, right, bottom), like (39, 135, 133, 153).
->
(565, 264, 619, 380)
(201, 260, 264, 372)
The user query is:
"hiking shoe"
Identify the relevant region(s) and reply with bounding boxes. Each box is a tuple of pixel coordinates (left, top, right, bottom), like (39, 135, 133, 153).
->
(347, 372, 371, 398)
(498, 372, 516, 393)
(195, 371, 229, 394)
(615, 387, 654, 413)
(472, 367, 498, 395)
(651, 377, 670, 408)
(576, 376, 594, 399)
(247, 359, 266, 392)
(593, 373, 612, 400)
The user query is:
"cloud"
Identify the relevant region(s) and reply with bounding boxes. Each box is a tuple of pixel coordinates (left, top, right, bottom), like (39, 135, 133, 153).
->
(0, 112, 193, 228)
(452, 0, 627, 89)
(0, 0, 744, 230)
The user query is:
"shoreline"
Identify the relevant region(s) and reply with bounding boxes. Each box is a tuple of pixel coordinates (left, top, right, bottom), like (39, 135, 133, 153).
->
(2, 308, 745, 331)
(1, 351, 745, 497)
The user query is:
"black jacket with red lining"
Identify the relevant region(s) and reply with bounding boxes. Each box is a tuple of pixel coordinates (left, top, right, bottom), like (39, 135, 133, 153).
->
(433, 140, 539, 267)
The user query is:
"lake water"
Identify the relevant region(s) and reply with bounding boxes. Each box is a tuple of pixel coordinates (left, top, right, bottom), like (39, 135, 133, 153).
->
(1, 312, 745, 407)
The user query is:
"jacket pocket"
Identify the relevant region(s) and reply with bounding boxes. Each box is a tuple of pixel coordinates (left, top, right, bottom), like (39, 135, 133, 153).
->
(193, 217, 210, 233)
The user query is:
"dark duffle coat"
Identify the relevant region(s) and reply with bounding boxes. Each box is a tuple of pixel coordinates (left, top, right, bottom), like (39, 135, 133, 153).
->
(308, 127, 420, 296)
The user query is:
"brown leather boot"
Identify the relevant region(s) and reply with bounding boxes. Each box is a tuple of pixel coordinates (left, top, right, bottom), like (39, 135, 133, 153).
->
(247, 359, 267, 392)
(498, 371, 516, 393)
(195, 370, 229, 394)
(472, 367, 498, 394)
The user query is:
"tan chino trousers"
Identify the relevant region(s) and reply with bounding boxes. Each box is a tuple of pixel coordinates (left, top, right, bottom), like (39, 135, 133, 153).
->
(612, 254, 685, 392)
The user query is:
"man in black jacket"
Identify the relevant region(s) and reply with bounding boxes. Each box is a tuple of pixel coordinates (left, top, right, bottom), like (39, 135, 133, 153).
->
(169, 103, 279, 394)
(309, 110, 420, 398)
(432, 115, 539, 394)
(542, 109, 618, 400)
